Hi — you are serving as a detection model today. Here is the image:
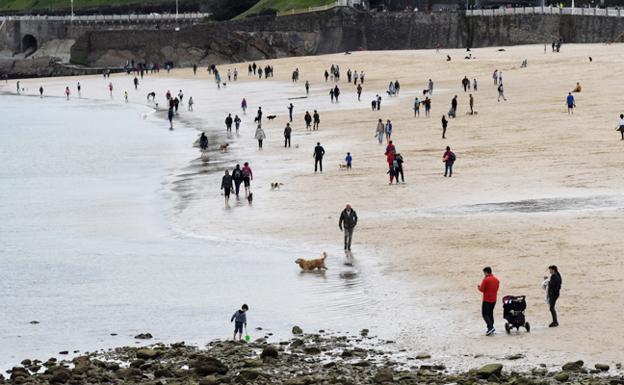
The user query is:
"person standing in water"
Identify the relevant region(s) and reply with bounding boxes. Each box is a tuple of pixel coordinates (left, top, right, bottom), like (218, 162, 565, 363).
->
(221, 170, 233, 205)
(39, 86, 43, 98)
(168, 108, 174, 130)
(232, 164, 244, 197)
(77, 82, 81, 97)
(234, 115, 241, 134)
(254, 124, 266, 149)
(242, 162, 253, 197)
(339, 203, 358, 254)
(225, 114, 233, 136)
(230, 304, 248, 341)
(65, 86, 71, 100)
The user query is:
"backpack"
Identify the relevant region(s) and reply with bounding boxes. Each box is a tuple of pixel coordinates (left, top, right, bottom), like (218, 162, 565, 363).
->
(449, 152, 456, 162)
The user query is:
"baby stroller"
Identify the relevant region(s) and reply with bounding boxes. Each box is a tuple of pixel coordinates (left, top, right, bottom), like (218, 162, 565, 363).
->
(502, 295, 530, 334)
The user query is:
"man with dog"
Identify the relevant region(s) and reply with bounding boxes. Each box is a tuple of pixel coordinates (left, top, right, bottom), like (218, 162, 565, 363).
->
(339, 203, 358, 253)
(478, 267, 500, 336)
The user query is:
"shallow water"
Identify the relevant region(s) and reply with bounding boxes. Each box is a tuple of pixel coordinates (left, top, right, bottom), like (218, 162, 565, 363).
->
(0, 93, 457, 370)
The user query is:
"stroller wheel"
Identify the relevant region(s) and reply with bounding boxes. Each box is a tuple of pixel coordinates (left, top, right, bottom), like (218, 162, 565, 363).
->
(525, 322, 531, 333)
(505, 323, 511, 334)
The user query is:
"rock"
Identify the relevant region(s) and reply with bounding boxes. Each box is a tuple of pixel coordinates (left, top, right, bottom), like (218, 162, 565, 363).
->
(72, 356, 90, 367)
(134, 333, 153, 339)
(129, 359, 145, 368)
(260, 346, 278, 359)
(477, 364, 503, 379)
(9, 367, 29, 381)
(237, 369, 261, 381)
(58, 351, 68, 355)
(29, 321, 39, 325)
(353, 360, 371, 367)
(616, 363, 622, 370)
(360, 329, 369, 337)
(506, 353, 524, 360)
(415, 353, 431, 360)
(555, 372, 570, 382)
(373, 367, 394, 384)
(303, 346, 321, 355)
(49, 367, 71, 384)
(242, 359, 263, 368)
(562, 361, 584, 372)
(290, 339, 304, 348)
(595, 364, 610, 372)
(190, 356, 228, 376)
(292, 326, 303, 335)
(199, 375, 219, 385)
(136, 348, 160, 360)
(20, 360, 31, 367)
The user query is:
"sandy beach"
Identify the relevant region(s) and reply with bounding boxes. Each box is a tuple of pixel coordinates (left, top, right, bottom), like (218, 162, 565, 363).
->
(5, 43, 624, 369)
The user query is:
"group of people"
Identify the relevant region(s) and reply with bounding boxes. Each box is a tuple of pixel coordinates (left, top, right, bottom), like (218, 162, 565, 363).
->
(248, 62, 274, 79)
(221, 162, 254, 205)
(478, 265, 562, 336)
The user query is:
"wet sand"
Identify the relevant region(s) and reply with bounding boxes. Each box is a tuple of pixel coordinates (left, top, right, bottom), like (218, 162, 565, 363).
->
(6, 43, 624, 369)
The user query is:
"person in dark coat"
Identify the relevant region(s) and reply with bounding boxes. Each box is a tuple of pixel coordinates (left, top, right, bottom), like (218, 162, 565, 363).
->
(221, 170, 233, 205)
(548, 265, 562, 327)
(313, 142, 325, 173)
(339, 203, 358, 253)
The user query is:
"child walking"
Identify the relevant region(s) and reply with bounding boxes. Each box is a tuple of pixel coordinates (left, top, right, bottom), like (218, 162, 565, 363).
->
(230, 304, 249, 341)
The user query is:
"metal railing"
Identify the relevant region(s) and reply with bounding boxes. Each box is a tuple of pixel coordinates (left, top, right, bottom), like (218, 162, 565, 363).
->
(0, 12, 209, 22)
(466, 6, 624, 16)
(276, 0, 362, 16)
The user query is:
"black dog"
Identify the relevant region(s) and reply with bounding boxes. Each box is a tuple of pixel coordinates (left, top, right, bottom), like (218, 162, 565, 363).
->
(267, 115, 277, 120)
(247, 193, 253, 204)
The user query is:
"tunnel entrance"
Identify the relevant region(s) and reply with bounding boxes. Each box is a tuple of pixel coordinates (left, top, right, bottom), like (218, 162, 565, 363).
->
(21, 34, 38, 56)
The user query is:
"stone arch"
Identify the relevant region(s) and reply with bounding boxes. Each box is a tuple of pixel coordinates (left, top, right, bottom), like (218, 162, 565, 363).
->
(21, 34, 38, 56)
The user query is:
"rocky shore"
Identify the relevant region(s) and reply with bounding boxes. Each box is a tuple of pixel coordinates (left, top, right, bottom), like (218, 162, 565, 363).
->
(3, 328, 622, 385)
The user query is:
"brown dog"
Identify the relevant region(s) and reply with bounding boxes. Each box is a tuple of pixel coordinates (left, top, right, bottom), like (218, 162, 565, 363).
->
(295, 252, 328, 271)
(220, 143, 229, 153)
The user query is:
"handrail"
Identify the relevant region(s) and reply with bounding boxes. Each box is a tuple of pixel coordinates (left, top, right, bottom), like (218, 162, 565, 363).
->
(465, 6, 623, 17)
(0, 12, 210, 22)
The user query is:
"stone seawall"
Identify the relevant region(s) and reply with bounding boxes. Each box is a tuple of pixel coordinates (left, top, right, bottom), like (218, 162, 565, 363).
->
(4, 8, 624, 77)
(70, 9, 624, 68)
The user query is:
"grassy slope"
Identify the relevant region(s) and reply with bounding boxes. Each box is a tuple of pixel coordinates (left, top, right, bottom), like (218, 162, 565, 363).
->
(0, 0, 177, 12)
(237, 0, 335, 18)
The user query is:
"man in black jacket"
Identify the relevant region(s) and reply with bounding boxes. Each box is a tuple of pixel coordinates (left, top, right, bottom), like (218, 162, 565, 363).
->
(314, 142, 325, 173)
(548, 265, 562, 327)
(339, 203, 358, 253)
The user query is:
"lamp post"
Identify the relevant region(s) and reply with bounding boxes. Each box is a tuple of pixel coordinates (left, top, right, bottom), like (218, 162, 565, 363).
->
(71, 0, 74, 21)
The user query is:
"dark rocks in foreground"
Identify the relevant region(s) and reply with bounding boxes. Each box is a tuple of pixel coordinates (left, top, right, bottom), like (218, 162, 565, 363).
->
(3, 334, 623, 385)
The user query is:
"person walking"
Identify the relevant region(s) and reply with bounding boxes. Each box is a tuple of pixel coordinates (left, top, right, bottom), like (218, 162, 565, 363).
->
(345, 152, 352, 169)
(232, 164, 244, 197)
(221, 170, 233, 205)
(313, 110, 320, 130)
(616, 114, 624, 140)
(199, 132, 208, 151)
(65, 86, 71, 100)
(134, 77, 139, 90)
(449, 95, 458, 118)
(284, 123, 292, 148)
(288, 103, 294, 122)
(234, 115, 241, 134)
(304, 111, 312, 130)
(305, 80, 310, 95)
(241, 98, 247, 113)
(395, 153, 405, 183)
(566, 92, 575, 114)
(357, 83, 362, 101)
(188, 96, 194, 111)
(473, 78, 478, 91)
(339, 203, 358, 254)
(314, 142, 325, 173)
(414, 97, 421, 117)
(547, 265, 562, 327)
(168, 107, 174, 130)
(254, 124, 266, 149)
(225, 114, 233, 136)
(242, 162, 253, 197)
(39, 86, 44, 98)
(462, 76, 470, 92)
(497, 83, 507, 102)
(443, 146, 456, 177)
(375, 119, 385, 144)
(478, 266, 500, 336)
(385, 120, 393, 143)
(441, 115, 448, 139)
(428, 79, 434, 95)
(424, 97, 432, 117)
(469, 93, 474, 115)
